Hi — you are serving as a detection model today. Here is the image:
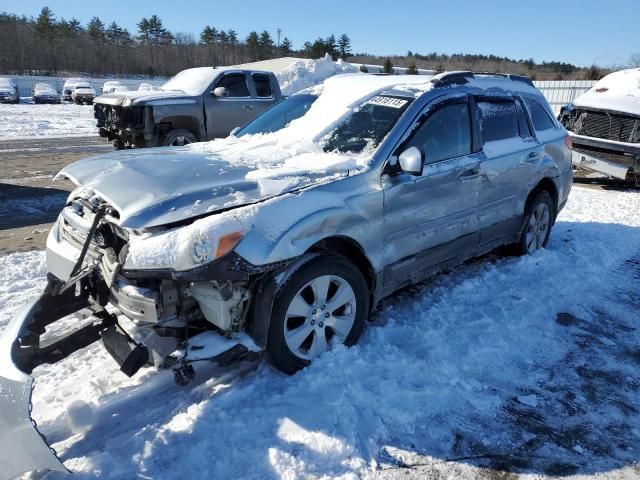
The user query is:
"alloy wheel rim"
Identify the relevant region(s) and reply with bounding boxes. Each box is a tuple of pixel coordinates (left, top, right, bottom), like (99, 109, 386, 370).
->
(525, 203, 550, 253)
(284, 275, 356, 360)
(170, 136, 191, 147)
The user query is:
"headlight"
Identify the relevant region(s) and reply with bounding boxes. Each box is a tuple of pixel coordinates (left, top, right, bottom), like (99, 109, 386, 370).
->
(124, 214, 246, 272)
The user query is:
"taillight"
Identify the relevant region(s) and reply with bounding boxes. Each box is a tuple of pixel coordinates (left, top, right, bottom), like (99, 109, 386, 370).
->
(565, 134, 573, 150)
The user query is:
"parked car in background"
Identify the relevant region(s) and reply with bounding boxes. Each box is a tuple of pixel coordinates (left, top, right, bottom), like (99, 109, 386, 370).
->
(62, 77, 84, 101)
(72, 82, 96, 104)
(0, 77, 19, 104)
(31, 82, 61, 104)
(102, 80, 127, 94)
(559, 68, 640, 184)
(94, 67, 282, 149)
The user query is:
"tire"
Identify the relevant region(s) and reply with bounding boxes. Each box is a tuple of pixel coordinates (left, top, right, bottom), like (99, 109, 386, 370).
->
(161, 129, 197, 147)
(512, 190, 555, 256)
(265, 254, 369, 374)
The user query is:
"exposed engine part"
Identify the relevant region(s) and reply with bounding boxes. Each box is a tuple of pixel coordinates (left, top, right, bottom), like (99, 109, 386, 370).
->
(187, 282, 250, 332)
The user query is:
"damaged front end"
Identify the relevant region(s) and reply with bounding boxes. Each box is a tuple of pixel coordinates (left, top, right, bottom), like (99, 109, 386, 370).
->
(559, 104, 640, 183)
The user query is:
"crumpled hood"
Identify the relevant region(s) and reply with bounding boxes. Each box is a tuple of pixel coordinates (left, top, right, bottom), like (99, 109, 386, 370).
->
(94, 89, 195, 107)
(57, 139, 351, 230)
(574, 93, 640, 117)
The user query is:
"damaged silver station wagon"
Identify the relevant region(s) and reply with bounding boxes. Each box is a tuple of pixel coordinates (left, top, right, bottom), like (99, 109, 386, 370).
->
(0, 72, 573, 477)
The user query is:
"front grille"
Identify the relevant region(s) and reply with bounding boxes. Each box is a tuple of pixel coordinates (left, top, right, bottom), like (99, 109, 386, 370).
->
(574, 109, 640, 143)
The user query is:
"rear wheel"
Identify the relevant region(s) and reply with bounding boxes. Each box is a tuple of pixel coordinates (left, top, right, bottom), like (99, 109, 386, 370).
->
(266, 255, 369, 374)
(161, 129, 197, 147)
(513, 190, 555, 255)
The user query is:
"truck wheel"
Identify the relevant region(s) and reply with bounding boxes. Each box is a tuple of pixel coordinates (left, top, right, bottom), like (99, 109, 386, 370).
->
(512, 190, 555, 255)
(265, 255, 369, 374)
(161, 129, 197, 147)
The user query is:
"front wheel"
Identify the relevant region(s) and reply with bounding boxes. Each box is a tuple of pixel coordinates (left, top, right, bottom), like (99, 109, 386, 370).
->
(266, 255, 369, 374)
(161, 129, 197, 147)
(513, 190, 555, 255)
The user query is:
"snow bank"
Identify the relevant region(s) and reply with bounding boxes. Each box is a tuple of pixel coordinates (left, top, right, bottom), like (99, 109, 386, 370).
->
(2, 186, 640, 479)
(275, 54, 359, 96)
(0, 103, 96, 139)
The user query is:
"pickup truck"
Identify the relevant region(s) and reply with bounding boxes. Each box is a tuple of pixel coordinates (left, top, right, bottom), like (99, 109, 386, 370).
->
(94, 67, 282, 149)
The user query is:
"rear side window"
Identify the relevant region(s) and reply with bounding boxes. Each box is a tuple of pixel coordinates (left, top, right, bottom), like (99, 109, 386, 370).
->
(216, 74, 249, 97)
(253, 74, 273, 98)
(524, 97, 556, 131)
(477, 100, 519, 142)
(405, 102, 472, 164)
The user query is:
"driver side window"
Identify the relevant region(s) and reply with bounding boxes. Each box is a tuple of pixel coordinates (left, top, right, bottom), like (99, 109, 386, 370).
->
(405, 102, 472, 164)
(215, 73, 249, 97)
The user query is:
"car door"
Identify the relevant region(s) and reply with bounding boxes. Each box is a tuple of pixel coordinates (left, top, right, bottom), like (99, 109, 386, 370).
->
(381, 96, 486, 290)
(249, 73, 278, 116)
(472, 95, 541, 245)
(204, 72, 256, 139)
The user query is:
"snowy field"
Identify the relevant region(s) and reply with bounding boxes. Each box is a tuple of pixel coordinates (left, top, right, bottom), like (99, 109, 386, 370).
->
(0, 56, 356, 141)
(1, 185, 640, 479)
(0, 103, 97, 139)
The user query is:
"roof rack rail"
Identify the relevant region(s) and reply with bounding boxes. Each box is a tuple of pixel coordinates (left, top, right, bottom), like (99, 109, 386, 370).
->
(430, 71, 474, 87)
(431, 71, 535, 88)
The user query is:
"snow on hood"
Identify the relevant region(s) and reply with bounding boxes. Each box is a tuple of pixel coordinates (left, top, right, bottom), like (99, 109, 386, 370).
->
(574, 68, 640, 116)
(64, 73, 433, 229)
(58, 135, 355, 229)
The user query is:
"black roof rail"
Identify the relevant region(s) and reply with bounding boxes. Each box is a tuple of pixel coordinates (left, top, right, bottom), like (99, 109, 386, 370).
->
(431, 71, 535, 88)
(430, 71, 473, 87)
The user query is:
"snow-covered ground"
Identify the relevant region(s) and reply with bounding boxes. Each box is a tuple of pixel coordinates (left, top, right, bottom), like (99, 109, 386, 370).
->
(0, 56, 358, 141)
(0, 103, 96, 139)
(1, 185, 639, 479)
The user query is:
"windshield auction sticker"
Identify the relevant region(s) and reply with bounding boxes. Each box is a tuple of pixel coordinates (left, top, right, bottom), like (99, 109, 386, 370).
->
(366, 96, 408, 109)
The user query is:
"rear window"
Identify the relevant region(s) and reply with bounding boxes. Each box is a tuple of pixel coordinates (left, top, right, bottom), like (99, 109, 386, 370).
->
(524, 97, 556, 131)
(477, 100, 519, 142)
(253, 74, 273, 98)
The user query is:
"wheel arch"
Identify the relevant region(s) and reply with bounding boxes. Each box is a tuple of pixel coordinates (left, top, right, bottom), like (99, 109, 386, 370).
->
(157, 116, 201, 141)
(528, 177, 559, 220)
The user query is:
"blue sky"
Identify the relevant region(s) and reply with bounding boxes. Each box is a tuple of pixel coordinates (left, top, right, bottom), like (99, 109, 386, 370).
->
(4, 0, 638, 67)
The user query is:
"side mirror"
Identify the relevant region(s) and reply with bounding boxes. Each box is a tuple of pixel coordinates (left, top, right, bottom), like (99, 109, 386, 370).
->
(398, 146, 424, 176)
(212, 86, 228, 98)
(230, 127, 240, 136)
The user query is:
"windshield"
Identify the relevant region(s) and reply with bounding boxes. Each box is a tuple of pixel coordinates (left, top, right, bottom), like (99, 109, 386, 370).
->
(161, 68, 219, 95)
(322, 95, 413, 154)
(236, 94, 318, 137)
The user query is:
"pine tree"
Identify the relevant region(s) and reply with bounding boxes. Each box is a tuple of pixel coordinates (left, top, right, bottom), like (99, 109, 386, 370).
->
(585, 64, 602, 80)
(246, 31, 259, 60)
(325, 34, 337, 59)
(136, 17, 150, 43)
(200, 25, 217, 45)
(68, 18, 83, 35)
(280, 37, 293, 55)
(406, 63, 418, 75)
(87, 16, 106, 42)
(227, 29, 238, 46)
(258, 30, 274, 57)
(382, 57, 393, 74)
(337, 34, 351, 60)
(35, 7, 56, 38)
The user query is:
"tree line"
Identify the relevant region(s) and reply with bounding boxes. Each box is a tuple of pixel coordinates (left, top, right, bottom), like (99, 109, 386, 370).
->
(0, 7, 353, 76)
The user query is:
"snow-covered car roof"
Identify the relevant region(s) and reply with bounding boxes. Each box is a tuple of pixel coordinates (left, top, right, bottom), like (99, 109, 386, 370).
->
(34, 82, 56, 90)
(0, 78, 15, 86)
(63, 78, 85, 86)
(574, 68, 640, 116)
(74, 82, 93, 89)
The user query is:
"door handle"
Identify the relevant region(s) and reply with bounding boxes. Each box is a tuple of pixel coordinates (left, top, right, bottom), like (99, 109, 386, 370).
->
(457, 165, 482, 181)
(243, 105, 255, 110)
(524, 151, 539, 162)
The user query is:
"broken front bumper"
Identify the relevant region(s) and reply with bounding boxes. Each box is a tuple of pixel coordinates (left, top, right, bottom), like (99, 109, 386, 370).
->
(570, 133, 640, 180)
(0, 300, 68, 479)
